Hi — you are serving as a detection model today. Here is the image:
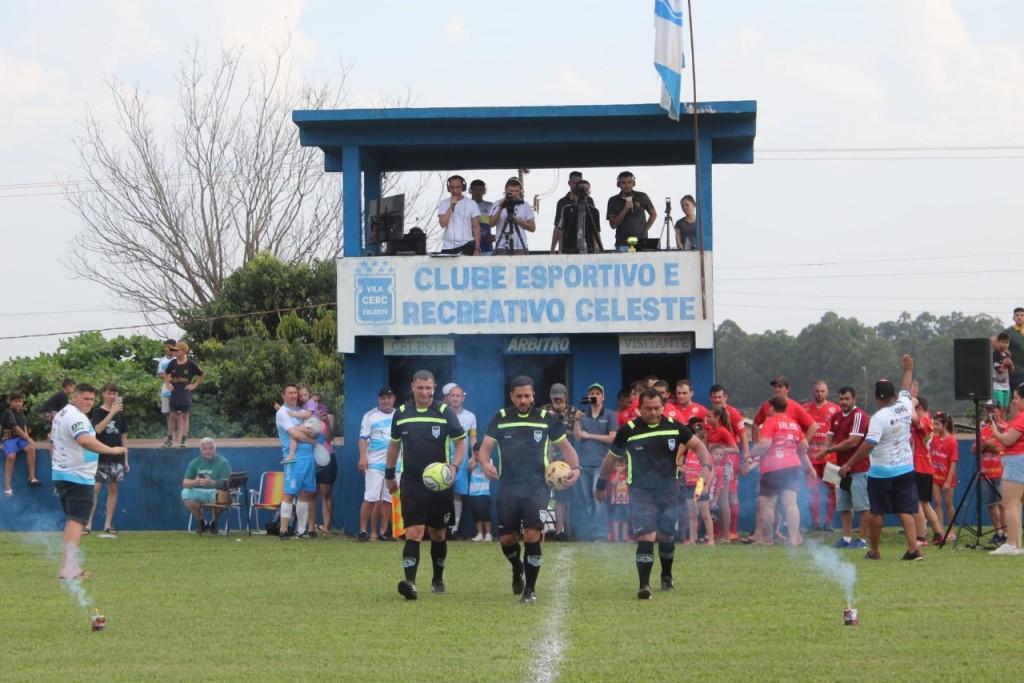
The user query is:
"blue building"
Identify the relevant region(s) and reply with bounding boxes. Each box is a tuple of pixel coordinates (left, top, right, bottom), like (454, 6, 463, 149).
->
(293, 101, 756, 532)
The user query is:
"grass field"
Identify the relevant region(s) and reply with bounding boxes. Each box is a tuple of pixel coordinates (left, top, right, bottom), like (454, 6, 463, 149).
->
(2, 529, 1021, 682)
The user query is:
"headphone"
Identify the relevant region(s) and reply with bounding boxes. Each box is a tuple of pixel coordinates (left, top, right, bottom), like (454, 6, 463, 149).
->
(447, 175, 467, 192)
(616, 171, 636, 188)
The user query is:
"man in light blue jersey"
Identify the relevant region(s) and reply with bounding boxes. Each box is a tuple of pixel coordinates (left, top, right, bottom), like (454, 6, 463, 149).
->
(51, 383, 128, 579)
(358, 386, 397, 541)
(276, 383, 317, 540)
(840, 354, 922, 561)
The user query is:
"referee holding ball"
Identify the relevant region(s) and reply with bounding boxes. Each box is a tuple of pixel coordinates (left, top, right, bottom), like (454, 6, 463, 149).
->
(386, 370, 467, 600)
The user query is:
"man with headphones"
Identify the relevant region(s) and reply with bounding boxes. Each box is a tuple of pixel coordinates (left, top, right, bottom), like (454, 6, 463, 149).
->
(437, 174, 482, 255)
(606, 171, 657, 252)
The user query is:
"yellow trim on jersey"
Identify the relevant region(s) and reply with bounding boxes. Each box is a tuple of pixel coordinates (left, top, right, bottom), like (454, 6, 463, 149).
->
(395, 416, 448, 426)
(627, 430, 680, 442)
(497, 422, 549, 429)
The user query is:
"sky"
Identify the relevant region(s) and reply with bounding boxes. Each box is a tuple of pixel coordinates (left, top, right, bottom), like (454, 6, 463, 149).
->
(1, 0, 1022, 361)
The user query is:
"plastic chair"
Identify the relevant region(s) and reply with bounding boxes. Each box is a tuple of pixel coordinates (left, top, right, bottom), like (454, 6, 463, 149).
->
(248, 471, 284, 535)
(188, 472, 248, 535)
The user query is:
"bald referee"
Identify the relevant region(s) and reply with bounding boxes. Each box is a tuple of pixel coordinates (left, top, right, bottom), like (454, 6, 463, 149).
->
(476, 376, 580, 604)
(597, 388, 711, 599)
(385, 370, 467, 600)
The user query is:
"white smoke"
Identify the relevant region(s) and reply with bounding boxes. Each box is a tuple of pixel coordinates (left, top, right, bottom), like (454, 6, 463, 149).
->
(805, 540, 857, 605)
(17, 508, 95, 613)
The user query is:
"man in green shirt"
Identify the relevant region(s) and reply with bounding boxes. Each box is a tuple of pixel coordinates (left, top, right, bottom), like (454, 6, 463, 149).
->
(181, 437, 231, 534)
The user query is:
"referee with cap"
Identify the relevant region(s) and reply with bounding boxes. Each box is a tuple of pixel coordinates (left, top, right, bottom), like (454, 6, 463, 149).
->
(476, 376, 581, 604)
(385, 370, 467, 599)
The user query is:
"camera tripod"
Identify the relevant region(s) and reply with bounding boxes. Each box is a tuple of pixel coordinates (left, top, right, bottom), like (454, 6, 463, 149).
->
(938, 398, 1004, 550)
(495, 198, 527, 255)
(567, 197, 603, 254)
(657, 197, 673, 250)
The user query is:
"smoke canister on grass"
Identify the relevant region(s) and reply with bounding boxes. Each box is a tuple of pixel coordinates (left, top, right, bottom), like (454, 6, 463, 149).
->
(843, 607, 858, 626)
(91, 609, 106, 631)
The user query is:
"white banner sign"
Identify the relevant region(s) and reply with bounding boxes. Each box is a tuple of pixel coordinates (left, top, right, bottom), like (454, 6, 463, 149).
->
(338, 251, 714, 353)
(619, 333, 693, 355)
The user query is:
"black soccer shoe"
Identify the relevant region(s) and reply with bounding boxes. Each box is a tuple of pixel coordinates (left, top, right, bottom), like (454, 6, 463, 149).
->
(519, 589, 536, 605)
(398, 580, 418, 600)
(431, 580, 446, 595)
(637, 586, 653, 600)
(901, 550, 924, 561)
(512, 570, 525, 596)
(660, 576, 674, 591)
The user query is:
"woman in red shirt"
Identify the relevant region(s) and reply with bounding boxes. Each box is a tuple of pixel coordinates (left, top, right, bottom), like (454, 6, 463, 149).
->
(928, 412, 958, 536)
(988, 385, 1024, 555)
(750, 396, 812, 546)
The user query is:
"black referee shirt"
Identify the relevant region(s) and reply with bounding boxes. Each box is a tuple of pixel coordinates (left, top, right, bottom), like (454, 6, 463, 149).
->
(610, 417, 694, 491)
(390, 400, 466, 480)
(485, 406, 567, 488)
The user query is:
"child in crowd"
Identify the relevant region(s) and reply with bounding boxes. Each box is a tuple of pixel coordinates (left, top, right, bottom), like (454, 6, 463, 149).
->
(705, 407, 739, 543)
(607, 458, 630, 541)
(467, 445, 493, 542)
(930, 411, 959, 537)
(3, 392, 40, 495)
(993, 333, 1014, 411)
(979, 401, 1007, 546)
(681, 418, 714, 545)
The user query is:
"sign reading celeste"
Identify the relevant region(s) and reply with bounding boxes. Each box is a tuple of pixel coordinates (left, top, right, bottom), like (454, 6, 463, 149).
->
(338, 252, 714, 353)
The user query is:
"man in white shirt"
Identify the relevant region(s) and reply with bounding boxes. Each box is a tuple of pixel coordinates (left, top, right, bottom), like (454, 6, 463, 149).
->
(839, 354, 922, 561)
(358, 386, 398, 541)
(436, 174, 481, 255)
(491, 177, 536, 254)
(443, 382, 477, 540)
(51, 383, 128, 579)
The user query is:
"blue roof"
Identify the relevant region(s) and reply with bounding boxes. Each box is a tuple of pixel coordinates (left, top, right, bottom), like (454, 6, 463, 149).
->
(293, 101, 756, 172)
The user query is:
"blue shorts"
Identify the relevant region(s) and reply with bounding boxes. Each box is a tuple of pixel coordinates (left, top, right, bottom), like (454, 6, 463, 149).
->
(981, 477, 1002, 508)
(3, 437, 29, 456)
(453, 460, 470, 496)
(181, 488, 217, 503)
(284, 458, 316, 495)
(867, 471, 918, 515)
(1002, 455, 1024, 485)
(835, 472, 869, 513)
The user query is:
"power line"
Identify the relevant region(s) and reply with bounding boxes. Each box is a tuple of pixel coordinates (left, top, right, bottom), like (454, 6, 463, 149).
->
(757, 155, 1024, 162)
(716, 301, 1003, 315)
(718, 269, 1017, 282)
(716, 290, 1014, 302)
(716, 251, 1024, 271)
(758, 145, 1024, 153)
(0, 303, 336, 342)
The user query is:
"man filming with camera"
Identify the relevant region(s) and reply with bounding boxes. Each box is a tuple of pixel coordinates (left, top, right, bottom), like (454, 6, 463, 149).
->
(606, 170, 657, 252)
(489, 177, 535, 254)
(554, 178, 602, 254)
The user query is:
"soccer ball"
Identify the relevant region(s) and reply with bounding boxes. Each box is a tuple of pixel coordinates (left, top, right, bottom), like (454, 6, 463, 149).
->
(313, 443, 331, 467)
(422, 462, 454, 492)
(545, 461, 573, 491)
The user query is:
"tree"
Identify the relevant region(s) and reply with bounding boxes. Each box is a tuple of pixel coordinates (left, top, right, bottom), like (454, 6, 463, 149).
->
(67, 42, 346, 320)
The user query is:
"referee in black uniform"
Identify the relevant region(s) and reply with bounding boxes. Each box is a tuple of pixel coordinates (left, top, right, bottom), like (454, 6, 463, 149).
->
(385, 370, 467, 600)
(597, 388, 711, 599)
(476, 376, 581, 604)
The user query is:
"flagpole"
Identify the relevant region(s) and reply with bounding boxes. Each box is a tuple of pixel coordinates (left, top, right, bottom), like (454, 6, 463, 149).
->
(687, 0, 708, 320)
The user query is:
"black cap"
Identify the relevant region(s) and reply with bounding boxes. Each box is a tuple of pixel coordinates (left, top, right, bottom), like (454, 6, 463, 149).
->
(769, 375, 790, 388)
(874, 379, 896, 400)
(378, 386, 395, 396)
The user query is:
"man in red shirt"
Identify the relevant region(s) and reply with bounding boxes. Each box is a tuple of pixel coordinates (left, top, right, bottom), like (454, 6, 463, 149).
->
(749, 396, 812, 546)
(978, 401, 1007, 546)
(804, 381, 840, 532)
(653, 381, 686, 423)
(753, 376, 817, 444)
(709, 384, 748, 539)
(673, 380, 708, 423)
(823, 386, 869, 548)
(910, 397, 942, 546)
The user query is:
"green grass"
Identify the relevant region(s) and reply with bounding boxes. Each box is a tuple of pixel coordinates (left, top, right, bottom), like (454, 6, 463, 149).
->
(2, 530, 1021, 682)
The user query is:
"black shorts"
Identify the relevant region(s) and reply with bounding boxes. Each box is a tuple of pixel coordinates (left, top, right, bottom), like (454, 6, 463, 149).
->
(497, 485, 549, 536)
(682, 484, 710, 503)
(316, 453, 338, 486)
(467, 495, 492, 523)
(760, 467, 801, 497)
(868, 471, 919, 515)
(630, 487, 677, 537)
(169, 393, 193, 413)
(55, 481, 94, 526)
(400, 478, 453, 529)
(915, 473, 933, 503)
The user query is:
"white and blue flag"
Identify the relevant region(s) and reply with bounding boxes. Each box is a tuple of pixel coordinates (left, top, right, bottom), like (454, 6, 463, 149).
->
(654, 0, 686, 120)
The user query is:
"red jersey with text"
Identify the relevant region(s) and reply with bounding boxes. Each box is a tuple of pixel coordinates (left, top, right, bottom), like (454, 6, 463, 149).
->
(979, 422, 1006, 479)
(758, 415, 804, 473)
(911, 414, 934, 475)
(930, 434, 958, 487)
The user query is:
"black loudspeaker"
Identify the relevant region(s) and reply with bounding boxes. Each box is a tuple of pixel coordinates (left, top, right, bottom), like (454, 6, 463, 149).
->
(953, 338, 993, 401)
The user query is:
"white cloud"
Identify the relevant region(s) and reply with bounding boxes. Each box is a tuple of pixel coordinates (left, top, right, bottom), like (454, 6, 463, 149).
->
(444, 14, 465, 43)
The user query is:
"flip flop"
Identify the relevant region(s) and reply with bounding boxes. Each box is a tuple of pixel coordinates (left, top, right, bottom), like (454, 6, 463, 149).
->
(3, 489, 12, 497)
(28, 479, 41, 487)
(59, 571, 93, 580)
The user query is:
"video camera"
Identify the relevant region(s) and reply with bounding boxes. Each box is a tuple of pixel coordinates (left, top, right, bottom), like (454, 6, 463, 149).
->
(503, 193, 525, 207)
(580, 396, 598, 405)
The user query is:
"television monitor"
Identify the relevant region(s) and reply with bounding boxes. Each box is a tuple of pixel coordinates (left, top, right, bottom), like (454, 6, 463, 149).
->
(367, 194, 405, 245)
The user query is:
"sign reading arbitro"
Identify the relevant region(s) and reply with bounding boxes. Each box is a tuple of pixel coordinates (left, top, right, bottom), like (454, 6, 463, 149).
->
(338, 252, 714, 353)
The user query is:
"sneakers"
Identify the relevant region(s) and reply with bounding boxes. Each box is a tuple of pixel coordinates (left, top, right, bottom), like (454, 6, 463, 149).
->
(179, 438, 188, 448)
(295, 532, 313, 540)
(380, 532, 395, 542)
(637, 585, 653, 600)
(398, 580, 418, 600)
(916, 536, 929, 548)
(519, 589, 537, 605)
(357, 531, 369, 542)
(864, 550, 881, 560)
(848, 539, 868, 550)
(431, 580, 446, 594)
(162, 436, 173, 448)
(832, 538, 851, 549)
(901, 550, 924, 561)
(822, 524, 834, 533)
(471, 533, 484, 542)
(28, 479, 41, 488)
(512, 570, 525, 596)
(991, 533, 1008, 546)
(660, 576, 674, 591)
(197, 519, 207, 536)
(100, 528, 117, 538)
(279, 531, 293, 541)
(484, 533, 493, 542)
(989, 543, 1021, 556)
